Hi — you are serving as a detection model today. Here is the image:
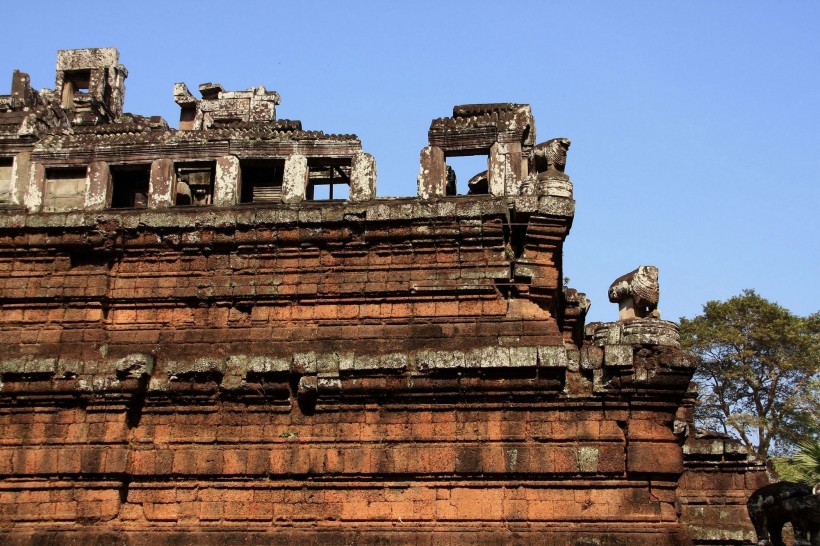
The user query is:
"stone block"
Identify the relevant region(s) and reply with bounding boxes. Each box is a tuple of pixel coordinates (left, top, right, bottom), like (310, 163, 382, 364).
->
(112, 353, 155, 378)
(416, 350, 465, 371)
(489, 141, 522, 196)
(214, 155, 239, 206)
(604, 344, 633, 367)
(292, 352, 317, 375)
(417, 146, 446, 198)
(149, 159, 176, 208)
(621, 319, 680, 347)
(349, 151, 376, 201)
(57, 48, 119, 71)
(538, 346, 569, 367)
(85, 161, 110, 210)
(2, 152, 29, 206)
(282, 154, 307, 204)
(627, 442, 683, 474)
(24, 162, 45, 212)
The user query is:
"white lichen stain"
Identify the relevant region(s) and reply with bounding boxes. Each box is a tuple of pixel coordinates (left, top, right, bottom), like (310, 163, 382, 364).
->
(506, 448, 518, 471)
(7, 157, 19, 205)
(23, 163, 42, 211)
(577, 446, 600, 472)
(214, 156, 239, 205)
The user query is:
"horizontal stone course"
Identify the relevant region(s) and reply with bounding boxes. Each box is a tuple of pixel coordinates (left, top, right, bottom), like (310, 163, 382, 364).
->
(0, 48, 762, 545)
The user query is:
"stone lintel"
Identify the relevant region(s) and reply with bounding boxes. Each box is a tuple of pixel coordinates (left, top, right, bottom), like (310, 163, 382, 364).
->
(56, 48, 120, 71)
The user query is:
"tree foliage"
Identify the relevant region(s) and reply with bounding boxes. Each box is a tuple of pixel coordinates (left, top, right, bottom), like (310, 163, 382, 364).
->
(773, 439, 820, 485)
(679, 290, 819, 459)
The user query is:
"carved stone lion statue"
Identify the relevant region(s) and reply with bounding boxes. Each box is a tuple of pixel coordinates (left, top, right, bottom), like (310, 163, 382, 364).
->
(531, 138, 571, 174)
(608, 265, 660, 320)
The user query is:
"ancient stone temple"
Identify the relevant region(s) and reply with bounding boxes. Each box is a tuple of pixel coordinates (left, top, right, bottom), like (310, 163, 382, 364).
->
(0, 48, 766, 545)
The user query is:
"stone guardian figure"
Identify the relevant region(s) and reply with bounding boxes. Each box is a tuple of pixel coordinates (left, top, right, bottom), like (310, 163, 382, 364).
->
(746, 481, 820, 546)
(608, 265, 660, 320)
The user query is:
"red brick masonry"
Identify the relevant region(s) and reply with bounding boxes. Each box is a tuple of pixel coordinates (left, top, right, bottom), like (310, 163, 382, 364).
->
(0, 48, 765, 545)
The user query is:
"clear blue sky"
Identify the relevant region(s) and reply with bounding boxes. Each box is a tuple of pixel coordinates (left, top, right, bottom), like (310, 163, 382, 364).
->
(2, 1, 818, 323)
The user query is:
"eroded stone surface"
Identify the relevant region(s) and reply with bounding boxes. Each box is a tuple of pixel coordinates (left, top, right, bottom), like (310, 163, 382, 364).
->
(609, 265, 661, 320)
(0, 48, 763, 546)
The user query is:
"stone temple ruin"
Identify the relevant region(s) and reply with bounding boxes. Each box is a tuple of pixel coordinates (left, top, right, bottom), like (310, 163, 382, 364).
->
(0, 49, 768, 545)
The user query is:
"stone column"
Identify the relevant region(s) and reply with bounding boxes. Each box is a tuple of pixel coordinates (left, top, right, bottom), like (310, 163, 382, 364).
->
(505, 141, 523, 193)
(349, 151, 376, 202)
(489, 142, 523, 196)
(24, 162, 46, 212)
(417, 146, 446, 199)
(520, 153, 530, 180)
(85, 161, 111, 210)
(148, 159, 176, 208)
(214, 155, 240, 207)
(282, 154, 307, 204)
(9, 152, 31, 206)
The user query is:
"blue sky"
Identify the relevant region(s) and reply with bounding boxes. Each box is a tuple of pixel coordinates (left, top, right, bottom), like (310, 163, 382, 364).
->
(2, 1, 818, 323)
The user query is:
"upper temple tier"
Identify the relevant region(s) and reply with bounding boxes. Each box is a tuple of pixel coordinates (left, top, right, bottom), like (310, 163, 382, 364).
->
(0, 48, 376, 211)
(418, 103, 573, 199)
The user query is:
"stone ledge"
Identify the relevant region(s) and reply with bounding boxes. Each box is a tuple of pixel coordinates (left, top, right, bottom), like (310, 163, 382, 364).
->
(0, 346, 570, 396)
(0, 195, 574, 230)
(591, 319, 680, 349)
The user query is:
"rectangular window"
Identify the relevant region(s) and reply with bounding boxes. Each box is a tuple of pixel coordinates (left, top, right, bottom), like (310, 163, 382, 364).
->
(0, 158, 12, 204)
(240, 159, 284, 203)
(61, 69, 91, 109)
(179, 105, 196, 131)
(175, 161, 215, 206)
(43, 167, 87, 212)
(445, 153, 489, 195)
(306, 159, 350, 201)
(110, 165, 149, 209)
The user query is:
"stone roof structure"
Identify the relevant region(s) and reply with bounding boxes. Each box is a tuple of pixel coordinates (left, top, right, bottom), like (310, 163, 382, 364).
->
(0, 48, 765, 545)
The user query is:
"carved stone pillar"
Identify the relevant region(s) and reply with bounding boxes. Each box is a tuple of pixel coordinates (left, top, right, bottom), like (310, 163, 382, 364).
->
(349, 152, 376, 202)
(9, 152, 31, 206)
(214, 155, 240, 207)
(417, 146, 446, 199)
(505, 141, 523, 193)
(489, 142, 523, 196)
(282, 154, 307, 204)
(85, 161, 111, 210)
(24, 162, 45, 212)
(149, 159, 176, 209)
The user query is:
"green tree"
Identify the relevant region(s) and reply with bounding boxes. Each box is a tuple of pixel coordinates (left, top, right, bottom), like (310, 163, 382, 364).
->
(679, 290, 819, 459)
(773, 439, 820, 484)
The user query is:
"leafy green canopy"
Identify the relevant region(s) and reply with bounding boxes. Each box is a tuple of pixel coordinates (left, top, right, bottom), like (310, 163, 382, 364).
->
(680, 290, 819, 458)
(773, 439, 820, 485)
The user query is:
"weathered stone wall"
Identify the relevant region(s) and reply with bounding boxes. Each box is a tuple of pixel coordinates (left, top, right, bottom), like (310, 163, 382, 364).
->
(0, 403, 693, 545)
(0, 198, 698, 545)
(0, 48, 766, 545)
(0, 198, 567, 364)
(678, 436, 768, 544)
